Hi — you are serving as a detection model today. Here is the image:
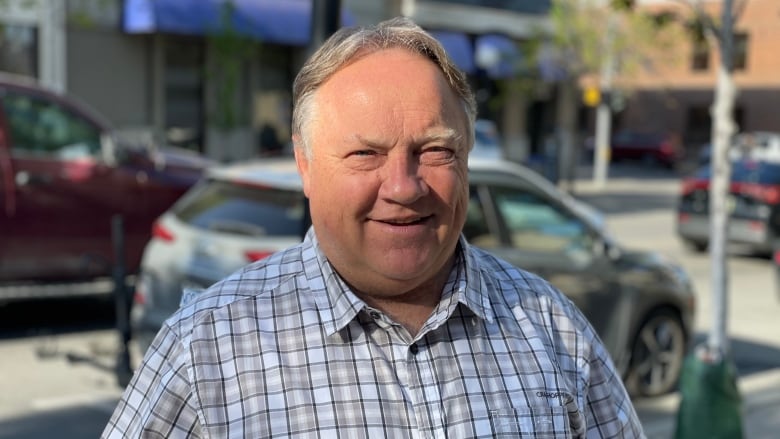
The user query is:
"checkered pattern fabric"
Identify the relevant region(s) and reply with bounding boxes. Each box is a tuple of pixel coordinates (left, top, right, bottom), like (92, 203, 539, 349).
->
(102, 229, 644, 438)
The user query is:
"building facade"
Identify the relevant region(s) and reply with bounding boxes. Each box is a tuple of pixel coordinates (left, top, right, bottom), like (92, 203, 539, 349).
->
(0, 0, 556, 162)
(616, 0, 780, 154)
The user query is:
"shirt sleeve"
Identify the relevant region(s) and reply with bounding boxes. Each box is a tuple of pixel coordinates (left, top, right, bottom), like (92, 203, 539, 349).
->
(581, 321, 646, 439)
(101, 324, 202, 439)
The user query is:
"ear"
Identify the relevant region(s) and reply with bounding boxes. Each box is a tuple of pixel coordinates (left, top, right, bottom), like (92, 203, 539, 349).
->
(293, 134, 312, 198)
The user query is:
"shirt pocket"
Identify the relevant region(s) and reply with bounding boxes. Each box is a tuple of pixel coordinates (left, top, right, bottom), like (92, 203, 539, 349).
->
(490, 406, 571, 438)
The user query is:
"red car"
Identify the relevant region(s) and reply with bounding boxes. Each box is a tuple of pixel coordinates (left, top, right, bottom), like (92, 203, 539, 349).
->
(610, 130, 683, 168)
(0, 73, 212, 302)
(677, 158, 780, 256)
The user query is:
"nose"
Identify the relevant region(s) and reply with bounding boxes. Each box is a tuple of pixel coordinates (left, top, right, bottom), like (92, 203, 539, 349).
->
(378, 152, 429, 204)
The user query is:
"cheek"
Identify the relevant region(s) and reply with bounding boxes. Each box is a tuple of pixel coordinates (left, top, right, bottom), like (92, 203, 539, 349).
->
(440, 168, 469, 206)
(449, 171, 470, 226)
(310, 169, 377, 217)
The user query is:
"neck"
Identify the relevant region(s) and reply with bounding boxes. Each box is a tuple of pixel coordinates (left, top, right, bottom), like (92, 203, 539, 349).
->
(347, 256, 455, 336)
(361, 291, 440, 336)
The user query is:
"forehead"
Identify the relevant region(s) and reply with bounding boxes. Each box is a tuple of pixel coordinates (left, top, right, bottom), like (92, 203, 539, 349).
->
(314, 48, 466, 124)
(322, 48, 453, 97)
(300, 48, 472, 155)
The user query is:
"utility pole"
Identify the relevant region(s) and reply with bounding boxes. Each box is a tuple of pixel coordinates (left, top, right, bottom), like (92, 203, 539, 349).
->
(311, 0, 341, 53)
(707, 0, 736, 363)
(675, 0, 742, 437)
(592, 12, 616, 190)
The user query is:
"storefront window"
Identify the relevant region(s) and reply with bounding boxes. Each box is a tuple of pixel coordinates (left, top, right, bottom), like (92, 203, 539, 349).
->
(253, 45, 293, 156)
(165, 38, 204, 151)
(0, 23, 38, 78)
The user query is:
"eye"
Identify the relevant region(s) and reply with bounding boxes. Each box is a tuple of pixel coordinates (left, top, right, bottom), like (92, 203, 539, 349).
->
(420, 146, 456, 162)
(349, 149, 378, 157)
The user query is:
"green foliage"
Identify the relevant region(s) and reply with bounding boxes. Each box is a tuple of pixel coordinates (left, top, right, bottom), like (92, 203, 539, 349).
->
(68, 11, 95, 29)
(685, 16, 709, 45)
(548, 0, 600, 75)
(207, 1, 257, 131)
(547, 0, 687, 82)
(610, 0, 635, 12)
(652, 11, 677, 28)
(66, 0, 117, 30)
(463, 0, 690, 110)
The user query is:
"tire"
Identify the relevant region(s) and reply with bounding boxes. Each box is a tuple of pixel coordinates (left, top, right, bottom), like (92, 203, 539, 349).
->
(774, 265, 780, 302)
(682, 239, 707, 253)
(623, 309, 687, 397)
(641, 154, 659, 167)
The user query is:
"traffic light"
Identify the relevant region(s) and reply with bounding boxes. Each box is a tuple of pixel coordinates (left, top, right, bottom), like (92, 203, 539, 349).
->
(583, 86, 600, 107)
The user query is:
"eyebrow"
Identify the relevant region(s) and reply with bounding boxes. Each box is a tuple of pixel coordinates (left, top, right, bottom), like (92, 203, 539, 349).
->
(422, 128, 461, 145)
(354, 128, 462, 148)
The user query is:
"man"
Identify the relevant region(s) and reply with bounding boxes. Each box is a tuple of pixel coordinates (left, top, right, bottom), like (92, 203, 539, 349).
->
(103, 17, 644, 438)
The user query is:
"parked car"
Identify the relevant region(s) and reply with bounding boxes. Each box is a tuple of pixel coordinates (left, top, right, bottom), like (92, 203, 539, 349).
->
(697, 131, 780, 167)
(132, 157, 695, 397)
(677, 157, 780, 256)
(609, 130, 683, 168)
(0, 73, 211, 303)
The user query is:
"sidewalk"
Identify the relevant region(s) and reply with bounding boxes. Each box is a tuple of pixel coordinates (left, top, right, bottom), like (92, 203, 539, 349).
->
(568, 163, 780, 438)
(636, 367, 780, 438)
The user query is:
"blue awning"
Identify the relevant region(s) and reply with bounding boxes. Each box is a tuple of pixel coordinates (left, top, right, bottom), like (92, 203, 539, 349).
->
(429, 31, 520, 79)
(123, 0, 355, 47)
(428, 31, 476, 74)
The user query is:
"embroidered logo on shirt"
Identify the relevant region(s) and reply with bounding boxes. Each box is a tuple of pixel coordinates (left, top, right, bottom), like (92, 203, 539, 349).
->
(536, 391, 564, 399)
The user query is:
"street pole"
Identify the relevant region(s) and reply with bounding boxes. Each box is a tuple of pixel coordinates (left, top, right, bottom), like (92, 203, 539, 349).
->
(310, 0, 341, 53)
(675, 1, 743, 437)
(707, 1, 736, 363)
(111, 215, 133, 388)
(593, 12, 615, 190)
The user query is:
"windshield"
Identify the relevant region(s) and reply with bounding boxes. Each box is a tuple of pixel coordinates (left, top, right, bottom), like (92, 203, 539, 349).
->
(695, 160, 780, 184)
(173, 179, 306, 236)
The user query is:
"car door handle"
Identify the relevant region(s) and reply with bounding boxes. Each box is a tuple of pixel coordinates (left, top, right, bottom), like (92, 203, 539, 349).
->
(15, 171, 53, 187)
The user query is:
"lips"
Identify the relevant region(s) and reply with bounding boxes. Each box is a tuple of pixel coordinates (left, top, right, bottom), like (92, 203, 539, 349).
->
(376, 215, 431, 226)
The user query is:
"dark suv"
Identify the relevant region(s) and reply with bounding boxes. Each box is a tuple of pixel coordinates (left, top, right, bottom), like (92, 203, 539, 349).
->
(0, 74, 211, 302)
(677, 158, 780, 255)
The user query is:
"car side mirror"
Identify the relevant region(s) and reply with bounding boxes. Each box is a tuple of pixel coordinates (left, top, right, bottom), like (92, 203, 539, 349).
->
(592, 234, 622, 261)
(100, 133, 118, 167)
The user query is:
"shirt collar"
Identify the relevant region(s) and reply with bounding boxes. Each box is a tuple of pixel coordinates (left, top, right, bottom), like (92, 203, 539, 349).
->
(457, 236, 496, 324)
(301, 228, 495, 336)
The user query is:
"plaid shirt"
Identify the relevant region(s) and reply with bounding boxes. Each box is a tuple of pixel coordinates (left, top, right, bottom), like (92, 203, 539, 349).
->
(103, 229, 644, 438)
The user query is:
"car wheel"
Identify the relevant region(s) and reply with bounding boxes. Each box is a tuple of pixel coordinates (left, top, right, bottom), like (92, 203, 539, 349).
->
(681, 239, 707, 253)
(624, 309, 687, 397)
(641, 154, 659, 167)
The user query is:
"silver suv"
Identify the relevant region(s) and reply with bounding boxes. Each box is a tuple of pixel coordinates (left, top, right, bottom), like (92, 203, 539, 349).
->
(132, 157, 695, 397)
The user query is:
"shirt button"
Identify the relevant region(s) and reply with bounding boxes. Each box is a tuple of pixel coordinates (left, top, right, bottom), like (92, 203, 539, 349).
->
(409, 343, 419, 355)
(370, 311, 381, 320)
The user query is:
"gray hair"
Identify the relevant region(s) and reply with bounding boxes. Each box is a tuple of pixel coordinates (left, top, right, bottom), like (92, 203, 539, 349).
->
(292, 16, 477, 159)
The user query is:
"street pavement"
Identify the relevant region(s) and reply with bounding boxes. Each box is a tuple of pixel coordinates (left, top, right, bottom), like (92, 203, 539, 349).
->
(574, 163, 780, 438)
(635, 367, 780, 438)
(0, 330, 125, 438)
(0, 162, 777, 438)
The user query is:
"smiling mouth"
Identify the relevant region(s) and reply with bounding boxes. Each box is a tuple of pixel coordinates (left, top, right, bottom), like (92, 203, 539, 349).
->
(377, 216, 431, 226)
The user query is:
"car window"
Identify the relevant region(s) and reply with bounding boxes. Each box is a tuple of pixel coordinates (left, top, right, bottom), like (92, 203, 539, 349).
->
(489, 185, 591, 254)
(464, 187, 501, 248)
(1, 92, 101, 159)
(733, 161, 780, 184)
(173, 179, 305, 237)
(695, 160, 780, 184)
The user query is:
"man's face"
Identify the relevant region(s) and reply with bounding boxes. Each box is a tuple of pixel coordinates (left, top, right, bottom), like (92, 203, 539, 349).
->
(295, 48, 470, 297)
